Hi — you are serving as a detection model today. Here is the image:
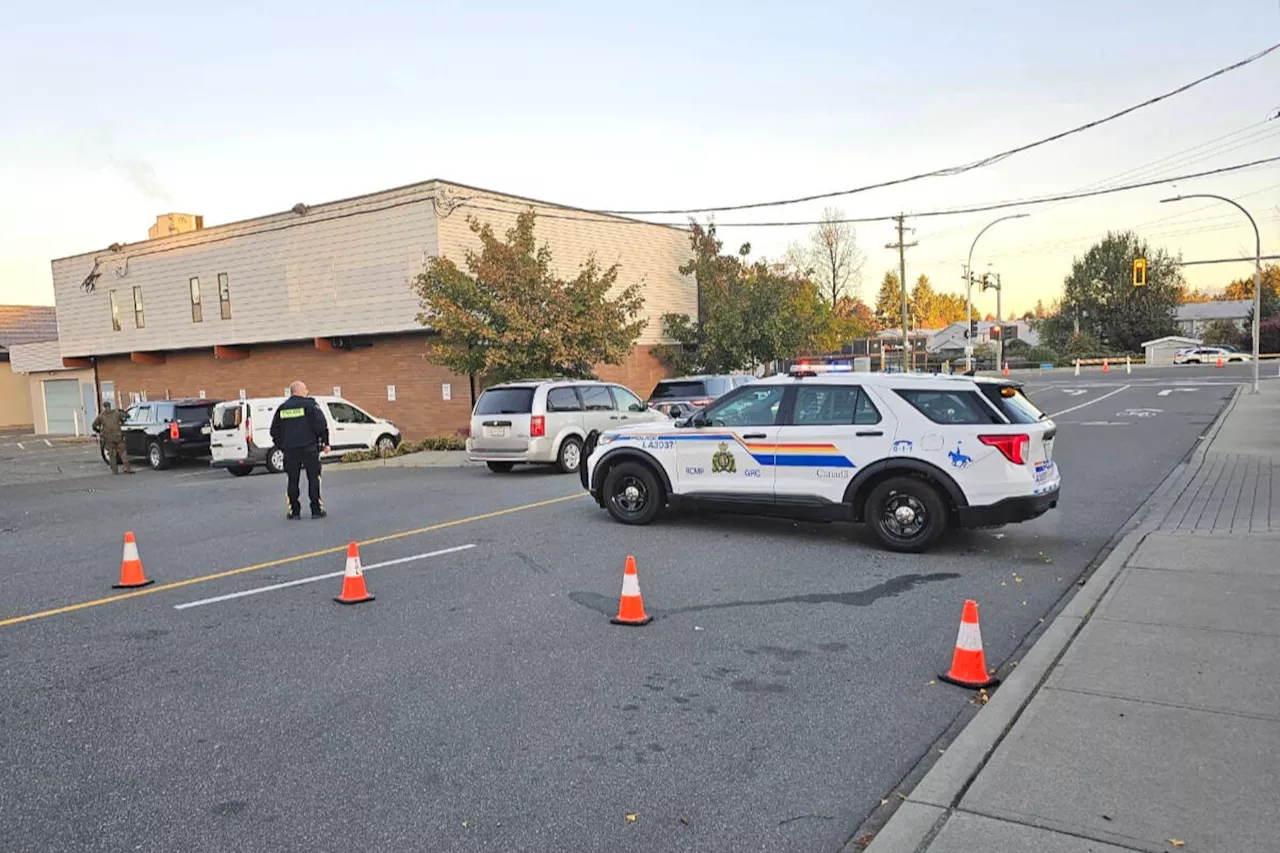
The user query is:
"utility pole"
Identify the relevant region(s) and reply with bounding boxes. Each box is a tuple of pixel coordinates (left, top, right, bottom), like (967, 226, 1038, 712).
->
(981, 272, 1004, 370)
(886, 214, 917, 372)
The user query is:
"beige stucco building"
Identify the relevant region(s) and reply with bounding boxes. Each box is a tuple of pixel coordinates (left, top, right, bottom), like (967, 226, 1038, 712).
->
(50, 180, 697, 437)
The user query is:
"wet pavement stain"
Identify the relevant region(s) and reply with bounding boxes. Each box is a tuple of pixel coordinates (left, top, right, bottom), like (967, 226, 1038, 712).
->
(569, 573, 960, 619)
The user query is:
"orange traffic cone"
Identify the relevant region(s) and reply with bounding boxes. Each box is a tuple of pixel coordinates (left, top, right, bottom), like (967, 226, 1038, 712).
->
(334, 541, 375, 605)
(1102, 359, 1110, 373)
(114, 531, 154, 589)
(1002, 362, 1010, 377)
(940, 600, 999, 689)
(611, 555, 652, 626)
(1216, 353, 1225, 368)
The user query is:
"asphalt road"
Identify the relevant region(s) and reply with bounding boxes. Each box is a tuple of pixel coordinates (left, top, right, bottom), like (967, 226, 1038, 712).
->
(0, 365, 1257, 853)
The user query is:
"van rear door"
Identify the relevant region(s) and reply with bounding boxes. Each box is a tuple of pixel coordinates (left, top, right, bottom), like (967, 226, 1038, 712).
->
(470, 386, 535, 454)
(210, 402, 247, 464)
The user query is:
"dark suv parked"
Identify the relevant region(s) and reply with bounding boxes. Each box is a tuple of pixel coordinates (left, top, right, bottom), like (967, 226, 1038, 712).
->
(100, 398, 222, 470)
(647, 374, 754, 419)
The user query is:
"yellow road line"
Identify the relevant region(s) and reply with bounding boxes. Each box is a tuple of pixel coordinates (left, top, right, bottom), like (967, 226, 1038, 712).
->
(0, 493, 584, 629)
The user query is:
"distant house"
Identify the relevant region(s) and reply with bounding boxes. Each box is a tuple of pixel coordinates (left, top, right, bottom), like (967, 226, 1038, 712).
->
(1175, 299, 1251, 337)
(0, 305, 59, 430)
(927, 320, 1040, 354)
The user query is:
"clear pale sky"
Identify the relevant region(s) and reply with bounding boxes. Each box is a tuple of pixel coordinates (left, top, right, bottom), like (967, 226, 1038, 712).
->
(2, 1, 1278, 318)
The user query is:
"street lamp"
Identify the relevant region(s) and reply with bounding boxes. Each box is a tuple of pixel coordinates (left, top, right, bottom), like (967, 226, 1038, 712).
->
(1160, 194, 1261, 394)
(965, 214, 1029, 370)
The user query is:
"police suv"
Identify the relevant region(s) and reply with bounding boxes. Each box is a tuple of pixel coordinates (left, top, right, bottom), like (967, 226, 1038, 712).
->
(579, 364, 1060, 552)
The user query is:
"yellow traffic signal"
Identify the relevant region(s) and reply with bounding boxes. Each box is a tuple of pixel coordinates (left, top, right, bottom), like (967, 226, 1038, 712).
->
(1133, 257, 1147, 286)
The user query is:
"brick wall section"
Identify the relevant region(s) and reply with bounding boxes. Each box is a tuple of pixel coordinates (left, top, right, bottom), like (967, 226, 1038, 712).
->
(595, 345, 668, 400)
(96, 335, 671, 438)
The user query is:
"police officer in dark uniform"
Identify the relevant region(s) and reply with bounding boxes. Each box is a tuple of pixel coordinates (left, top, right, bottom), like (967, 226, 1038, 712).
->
(270, 380, 330, 520)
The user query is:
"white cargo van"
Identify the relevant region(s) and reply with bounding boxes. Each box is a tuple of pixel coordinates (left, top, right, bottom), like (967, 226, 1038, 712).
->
(209, 395, 401, 476)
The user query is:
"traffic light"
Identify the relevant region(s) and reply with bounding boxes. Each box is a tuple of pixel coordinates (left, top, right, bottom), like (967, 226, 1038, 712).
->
(966, 319, 978, 338)
(1133, 258, 1147, 287)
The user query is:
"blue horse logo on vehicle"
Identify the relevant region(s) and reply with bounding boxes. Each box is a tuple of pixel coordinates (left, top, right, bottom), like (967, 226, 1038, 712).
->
(948, 442, 973, 469)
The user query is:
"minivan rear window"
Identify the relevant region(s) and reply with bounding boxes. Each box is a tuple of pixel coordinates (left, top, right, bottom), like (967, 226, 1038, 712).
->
(175, 404, 216, 423)
(650, 380, 708, 400)
(212, 404, 242, 430)
(980, 385, 1048, 424)
(475, 387, 535, 415)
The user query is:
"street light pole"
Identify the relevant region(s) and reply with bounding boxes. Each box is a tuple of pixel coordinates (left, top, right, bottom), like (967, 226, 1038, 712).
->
(965, 214, 1029, 371)
(1160, 194, 1261, 394)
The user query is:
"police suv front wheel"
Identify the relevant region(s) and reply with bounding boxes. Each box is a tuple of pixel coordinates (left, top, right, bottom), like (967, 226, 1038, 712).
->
(603, 461, 664, 526)
(866, 476, 947, 553)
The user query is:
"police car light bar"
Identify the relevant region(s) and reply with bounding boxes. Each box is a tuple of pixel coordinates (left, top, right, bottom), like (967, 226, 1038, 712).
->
(789, 362, 853, 376)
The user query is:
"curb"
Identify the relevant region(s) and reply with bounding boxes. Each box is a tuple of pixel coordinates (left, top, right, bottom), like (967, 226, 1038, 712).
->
(860, 382, 1245, 853)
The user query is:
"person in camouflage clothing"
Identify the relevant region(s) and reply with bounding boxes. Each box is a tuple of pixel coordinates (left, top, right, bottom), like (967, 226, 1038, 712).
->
(92, 400, 133, 474)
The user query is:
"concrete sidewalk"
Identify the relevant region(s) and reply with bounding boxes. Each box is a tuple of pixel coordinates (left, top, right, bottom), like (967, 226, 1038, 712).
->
(867, 385, 1280, 853)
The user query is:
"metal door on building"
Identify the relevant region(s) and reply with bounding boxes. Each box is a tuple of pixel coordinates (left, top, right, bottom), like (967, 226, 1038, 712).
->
(42, 379, 82, 435)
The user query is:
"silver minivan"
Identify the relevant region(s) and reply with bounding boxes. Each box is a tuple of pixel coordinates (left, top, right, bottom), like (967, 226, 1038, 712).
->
(467, 379, 668, 474)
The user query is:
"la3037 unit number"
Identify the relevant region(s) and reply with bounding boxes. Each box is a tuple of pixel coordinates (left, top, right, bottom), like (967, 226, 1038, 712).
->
(642, 440, 674, 450)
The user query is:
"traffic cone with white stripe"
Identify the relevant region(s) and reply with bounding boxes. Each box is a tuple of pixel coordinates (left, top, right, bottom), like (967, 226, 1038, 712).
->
(1102, 359, 1110, 373)
(940, 599, 998, 689)
(114, 531, 153, 589)
(1216, 353, 1225, 368)
(1002, 362, 1010, 377)
(611, 555, 652, 626)
(334, 541, 374, 605)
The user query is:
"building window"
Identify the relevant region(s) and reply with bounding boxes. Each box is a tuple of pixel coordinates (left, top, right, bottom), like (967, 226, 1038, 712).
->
(132, 286, 145, 329)
(109, 290, 121, 331)
(190, 277, 202, 322)
(218, 273, 232, 319)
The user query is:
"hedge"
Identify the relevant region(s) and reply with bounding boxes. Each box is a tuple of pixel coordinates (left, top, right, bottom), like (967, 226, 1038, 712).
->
(341, 435, 467, 463)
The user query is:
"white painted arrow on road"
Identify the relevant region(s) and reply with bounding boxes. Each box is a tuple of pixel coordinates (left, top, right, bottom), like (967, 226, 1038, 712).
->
(1158, 387, 1198, 396)
(1060, 389, 1088, 396)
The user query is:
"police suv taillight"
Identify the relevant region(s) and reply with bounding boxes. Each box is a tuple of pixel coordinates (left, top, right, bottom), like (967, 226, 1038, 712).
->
(169, 421, 180, 440)
(979, 433, 1029, 465)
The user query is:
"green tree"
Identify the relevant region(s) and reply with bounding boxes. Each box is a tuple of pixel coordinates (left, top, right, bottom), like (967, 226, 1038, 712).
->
(1201, 319, 1244, 347)
(653, 222, 844, 373)
(1058, 231, 1182, 352)
(874, 271, 906, 329)
(412, 211, 646, 385)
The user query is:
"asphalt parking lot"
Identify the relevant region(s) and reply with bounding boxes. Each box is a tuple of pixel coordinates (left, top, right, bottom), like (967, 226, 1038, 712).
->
(0, 364, 1260, 853)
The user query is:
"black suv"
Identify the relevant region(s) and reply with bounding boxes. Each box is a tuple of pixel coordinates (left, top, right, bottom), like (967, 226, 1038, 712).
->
(100, 398, 223, 470)
(647, 374, 754, 419)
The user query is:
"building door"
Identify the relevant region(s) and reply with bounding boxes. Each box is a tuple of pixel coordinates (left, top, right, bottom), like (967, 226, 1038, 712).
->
(42, 379, 82, 435)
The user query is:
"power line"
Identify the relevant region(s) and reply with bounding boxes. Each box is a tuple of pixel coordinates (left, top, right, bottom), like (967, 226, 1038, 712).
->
(457, 155, 1280, 230)
(598, 43, 1280, 215)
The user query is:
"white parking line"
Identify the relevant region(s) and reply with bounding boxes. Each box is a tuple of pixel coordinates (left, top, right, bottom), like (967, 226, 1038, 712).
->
(1048, 385, 1131, 418)
(16, 443, 24, 450)
(43, 439, 52, 447)
(172, 543, 477, 610)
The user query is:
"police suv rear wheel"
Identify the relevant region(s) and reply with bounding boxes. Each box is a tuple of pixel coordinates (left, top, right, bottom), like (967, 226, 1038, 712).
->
(866, 476, 947, 553)
(266, 448, 286, 474)
(603, 461, 663, 526)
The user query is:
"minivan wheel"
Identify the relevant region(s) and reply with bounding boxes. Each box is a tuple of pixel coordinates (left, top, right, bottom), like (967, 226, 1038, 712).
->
(556, 436, 583, 474)
(866, 476, 947, 553)
(147, 442, 170, 471)
(228, 465, 253, 477)
(266, 448, 286, 474)
(376, 434, 398, 454)
(603, 461, 664, 526)
(487, 461, 515, 473)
